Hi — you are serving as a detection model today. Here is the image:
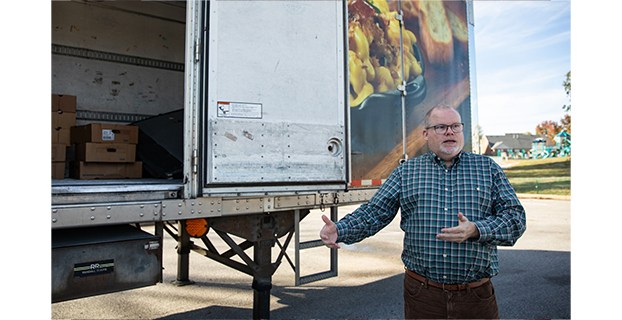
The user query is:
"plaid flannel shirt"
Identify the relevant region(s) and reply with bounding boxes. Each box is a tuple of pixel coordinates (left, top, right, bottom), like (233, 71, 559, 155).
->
(336, 151, 526, 284)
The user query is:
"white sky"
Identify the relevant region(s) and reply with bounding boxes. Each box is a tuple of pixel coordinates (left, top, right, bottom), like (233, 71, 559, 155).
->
(473, 0, 571, 136)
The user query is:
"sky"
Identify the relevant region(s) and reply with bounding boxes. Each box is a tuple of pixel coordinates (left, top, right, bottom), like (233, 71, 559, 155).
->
(472, 0, 571, 136)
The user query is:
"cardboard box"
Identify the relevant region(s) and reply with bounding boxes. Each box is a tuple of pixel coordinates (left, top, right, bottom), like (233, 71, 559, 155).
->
(75, 143, 136, 163)
(52, 162, 65, 179)
(71, 123, 139, 144)
(52, 111, 76, 145)
(52, 94, 77, 113)
(71, 161, 142, 179)
(52, 127, 71, 145)
(52, 143, 67, 162)
(52, 111, 76, 129)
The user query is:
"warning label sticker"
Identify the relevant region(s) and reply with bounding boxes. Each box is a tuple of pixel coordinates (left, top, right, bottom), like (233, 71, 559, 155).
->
(217, 101, 262, 119)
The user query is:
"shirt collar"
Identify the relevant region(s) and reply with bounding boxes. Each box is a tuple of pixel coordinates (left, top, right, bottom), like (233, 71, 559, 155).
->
(428, 151, 463, 168)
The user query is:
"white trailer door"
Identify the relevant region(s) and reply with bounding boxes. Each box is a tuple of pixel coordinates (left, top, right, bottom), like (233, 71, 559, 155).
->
(202, 0, 348, 194)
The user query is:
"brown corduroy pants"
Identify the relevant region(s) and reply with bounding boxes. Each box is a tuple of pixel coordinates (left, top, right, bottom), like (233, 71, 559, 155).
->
(403, 271, 499, 319)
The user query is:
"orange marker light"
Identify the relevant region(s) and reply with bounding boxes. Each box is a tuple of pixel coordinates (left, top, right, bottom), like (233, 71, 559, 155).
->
(185, 218, 209, 238)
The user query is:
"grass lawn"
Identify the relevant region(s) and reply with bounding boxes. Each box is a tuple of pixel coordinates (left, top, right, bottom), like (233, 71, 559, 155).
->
(501, 157, 571, 196)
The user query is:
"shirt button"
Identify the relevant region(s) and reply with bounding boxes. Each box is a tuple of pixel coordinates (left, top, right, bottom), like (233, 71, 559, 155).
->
(443, 254, 447, 258)
(443, 275, 447, 279)
(444, 208, 448, 211)
(445, 188, 449, 191)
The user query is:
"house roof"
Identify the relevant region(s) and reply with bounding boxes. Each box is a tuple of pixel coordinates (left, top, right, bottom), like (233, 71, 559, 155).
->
(486, 133, 544, 150)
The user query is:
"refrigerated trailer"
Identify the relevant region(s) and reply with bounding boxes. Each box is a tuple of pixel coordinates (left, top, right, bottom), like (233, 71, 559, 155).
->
(51, 0, 477, 318)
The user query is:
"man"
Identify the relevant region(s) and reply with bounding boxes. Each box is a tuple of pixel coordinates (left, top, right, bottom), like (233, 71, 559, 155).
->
(320, 105, 526, 319)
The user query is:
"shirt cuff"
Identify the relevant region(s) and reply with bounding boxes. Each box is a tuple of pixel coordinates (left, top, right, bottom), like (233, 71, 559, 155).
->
(335, 221, 348, 243)
(473, 220, 492, 243)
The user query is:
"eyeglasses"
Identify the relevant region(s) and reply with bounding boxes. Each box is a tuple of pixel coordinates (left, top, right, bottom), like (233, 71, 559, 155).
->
(425, 122, 464, 134)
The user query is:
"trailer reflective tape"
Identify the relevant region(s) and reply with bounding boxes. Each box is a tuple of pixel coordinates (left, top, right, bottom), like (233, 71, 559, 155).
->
(350, 179, 385, 187)
(74, 259, 114, 277)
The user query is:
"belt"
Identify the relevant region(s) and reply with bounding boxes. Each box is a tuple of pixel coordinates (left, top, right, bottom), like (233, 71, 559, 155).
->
(405, 269, 489, 291)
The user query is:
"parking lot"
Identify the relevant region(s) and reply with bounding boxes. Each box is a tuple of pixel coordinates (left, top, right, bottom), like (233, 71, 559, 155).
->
(51, 198, 570, 319)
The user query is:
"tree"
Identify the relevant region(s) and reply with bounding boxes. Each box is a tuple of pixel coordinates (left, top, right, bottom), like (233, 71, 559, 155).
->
(536, 120, 562, 143)
(560, 113, 571, 134)
(562, 71, 571, 112)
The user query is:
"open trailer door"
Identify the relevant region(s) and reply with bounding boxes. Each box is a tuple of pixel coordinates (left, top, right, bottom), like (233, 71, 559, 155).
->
(200, 0, 348, 196)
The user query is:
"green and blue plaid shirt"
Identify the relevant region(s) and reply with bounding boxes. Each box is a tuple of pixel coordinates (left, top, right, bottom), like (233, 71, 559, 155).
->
(336, 151, 526, 284)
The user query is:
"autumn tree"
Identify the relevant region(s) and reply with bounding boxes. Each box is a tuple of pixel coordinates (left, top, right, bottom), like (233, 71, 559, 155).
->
(536, 120, 562, 143)
(535, 72, 571, 139)
(560, 113, 571, 134)
(534, 72, 572, 146)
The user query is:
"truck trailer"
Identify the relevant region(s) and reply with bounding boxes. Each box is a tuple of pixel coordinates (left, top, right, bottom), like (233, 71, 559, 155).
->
(51, 0, 478, 318)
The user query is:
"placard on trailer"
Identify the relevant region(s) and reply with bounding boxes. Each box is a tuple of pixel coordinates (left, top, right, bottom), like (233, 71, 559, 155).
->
(201, 1, 348, 195)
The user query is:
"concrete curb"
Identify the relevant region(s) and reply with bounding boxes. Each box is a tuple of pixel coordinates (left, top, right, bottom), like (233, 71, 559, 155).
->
(517, 193, 570, 201)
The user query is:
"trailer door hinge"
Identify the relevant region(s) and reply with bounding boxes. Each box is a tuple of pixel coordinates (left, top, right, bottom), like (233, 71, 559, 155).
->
(194, 40, 201, 63)
(192, 149, 198, 174)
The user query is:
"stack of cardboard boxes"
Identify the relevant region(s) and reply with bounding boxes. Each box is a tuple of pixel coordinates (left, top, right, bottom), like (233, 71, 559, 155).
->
(51, 93, 143, 180)
(70, 123, 142, 179)
(52, 94, 77, 179)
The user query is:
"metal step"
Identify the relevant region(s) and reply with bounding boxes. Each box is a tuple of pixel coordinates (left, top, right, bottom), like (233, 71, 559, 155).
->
(294, 208, 338, 286)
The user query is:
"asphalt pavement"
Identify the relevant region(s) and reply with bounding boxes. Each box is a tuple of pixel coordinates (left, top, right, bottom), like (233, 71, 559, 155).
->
(51, 198, 570, 319)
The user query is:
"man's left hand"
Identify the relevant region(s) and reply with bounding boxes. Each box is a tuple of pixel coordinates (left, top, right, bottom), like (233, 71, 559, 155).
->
(436, 212, 480, 243)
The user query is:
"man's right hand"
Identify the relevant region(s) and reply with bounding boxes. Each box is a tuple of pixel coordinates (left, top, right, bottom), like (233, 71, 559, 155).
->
(320, 214, 341, 249)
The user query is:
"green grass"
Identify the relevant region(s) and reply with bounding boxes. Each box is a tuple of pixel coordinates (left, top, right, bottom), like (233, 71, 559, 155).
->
(502, 157, 571, 196)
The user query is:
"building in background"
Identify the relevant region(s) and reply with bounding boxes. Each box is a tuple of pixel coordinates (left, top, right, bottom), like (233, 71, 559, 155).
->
(484, 133, 551, 159)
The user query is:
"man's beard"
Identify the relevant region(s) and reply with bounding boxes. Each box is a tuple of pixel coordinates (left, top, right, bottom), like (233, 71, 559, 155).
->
(439, 144, 460, 155)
